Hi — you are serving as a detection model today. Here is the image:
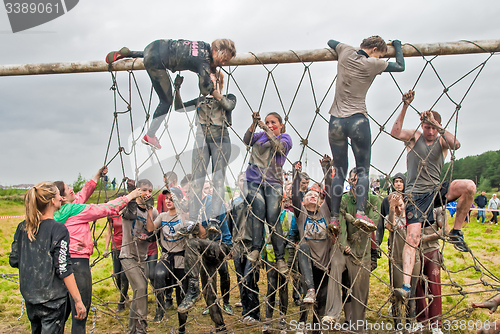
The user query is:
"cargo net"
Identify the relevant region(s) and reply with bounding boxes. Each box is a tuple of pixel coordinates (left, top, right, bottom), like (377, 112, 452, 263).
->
(75, 43, 500, 332)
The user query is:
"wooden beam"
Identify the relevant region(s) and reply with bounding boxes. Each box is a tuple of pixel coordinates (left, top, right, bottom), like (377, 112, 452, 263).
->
(0, 39, 498, 76)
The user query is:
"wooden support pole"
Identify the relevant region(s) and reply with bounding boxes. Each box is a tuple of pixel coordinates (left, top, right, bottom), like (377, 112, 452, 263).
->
(0, 39, 499, 77)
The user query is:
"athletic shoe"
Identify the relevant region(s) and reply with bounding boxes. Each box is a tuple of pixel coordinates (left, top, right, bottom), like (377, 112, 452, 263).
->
(105, 47, 131, 64)
(321, 316, 336, 324)
(142, 134, 162, 149)
(328, 217, 340, 236)
(394, 287, 410, 302)
(247, 250, 260, 263)
(295, 321, 306, 334)
(222, 303, 234, 315)
(303, 288, 316, 304)
(202, 308, 209, 315)
(431, 326, 444, 334)
(235, 299, 242, 307)
(116, 303, 126, 313)
(262, 319, 272, 333)
(279, 319, 287, 330)
(177, 278, 201, 313)
(276, 259, 289, 275)
(448, 229, 469, 252)
(207, 218, 221, 235)
(294, 298, 303, 306)
(353, 212, 377, 232)
(243, 316, 258, 326)
(153, 308, 164, 323)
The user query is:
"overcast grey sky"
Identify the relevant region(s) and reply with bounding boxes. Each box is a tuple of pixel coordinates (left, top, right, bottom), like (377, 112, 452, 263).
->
(0, 0, 499, 187)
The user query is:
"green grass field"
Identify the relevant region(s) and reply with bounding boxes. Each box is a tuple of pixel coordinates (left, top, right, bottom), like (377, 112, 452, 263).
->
(1, 193, 500, 333)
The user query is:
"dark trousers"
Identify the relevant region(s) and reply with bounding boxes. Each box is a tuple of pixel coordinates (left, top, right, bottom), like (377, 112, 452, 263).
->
(65, 258, 92, 334)
(329, 114, 371, 216)
(416, 249, 443, 327)
(264, 259, 288, 319)
(189, 124, 231, 223)
(247, 181, 285, 260)
(146, 253, 160, 302)
(26, 299, 67, 334)
(154, 258, 188, 333)
(492, 211, 498, 223)
(298, 265, 328, 334)
(185, 238, 230, 329)
(287, 246, 303, 303)
(218, 260, 231, 305)
(233, 250, 260, 320)
(112, 249, 129, 304)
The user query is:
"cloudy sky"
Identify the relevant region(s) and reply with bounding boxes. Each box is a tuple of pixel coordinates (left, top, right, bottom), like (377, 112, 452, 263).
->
(0, 0, 499, 188)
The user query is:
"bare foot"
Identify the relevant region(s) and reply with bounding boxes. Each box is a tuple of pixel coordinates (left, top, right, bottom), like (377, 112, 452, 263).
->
(472, 299, 499, 314)
(477, 320, 500, 334)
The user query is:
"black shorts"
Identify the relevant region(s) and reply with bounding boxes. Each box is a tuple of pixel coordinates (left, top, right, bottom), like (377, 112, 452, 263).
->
(406, 182, 450, 226)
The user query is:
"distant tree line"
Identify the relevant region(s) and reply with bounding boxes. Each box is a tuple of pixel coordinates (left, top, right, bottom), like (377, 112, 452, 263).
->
(443, 150, 500, 192)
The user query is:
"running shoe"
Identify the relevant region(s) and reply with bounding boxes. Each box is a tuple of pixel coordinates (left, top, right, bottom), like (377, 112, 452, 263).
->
(142, 134, 162, 150)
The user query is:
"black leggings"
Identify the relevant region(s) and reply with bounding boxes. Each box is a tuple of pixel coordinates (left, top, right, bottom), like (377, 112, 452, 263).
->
(65, 258, 92, 334)
(298, 264, 329, 331)
(264, 259, 288, 319)
(154, 259, 188, 333)
(329, 114, 371, 216)
(112, 249, 129, 303)
(143, 40, 174, 137)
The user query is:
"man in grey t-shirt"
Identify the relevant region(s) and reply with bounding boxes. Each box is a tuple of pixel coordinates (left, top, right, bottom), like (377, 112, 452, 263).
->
(391, 90, 475, 302)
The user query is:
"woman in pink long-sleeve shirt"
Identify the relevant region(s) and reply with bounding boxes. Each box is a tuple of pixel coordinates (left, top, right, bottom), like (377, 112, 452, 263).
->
(54, 166, 142, 334)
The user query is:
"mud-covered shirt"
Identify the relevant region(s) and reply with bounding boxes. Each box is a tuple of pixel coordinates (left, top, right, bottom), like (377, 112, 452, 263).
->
(329, 43, 388, 118)
(161, 39, 214, 96)
(292, 202, 332, 269)
(245, 131, 293, 186)
(120, 207, 158, 261)
(178, 94, 237, 126)
(9, 219, 73, 306)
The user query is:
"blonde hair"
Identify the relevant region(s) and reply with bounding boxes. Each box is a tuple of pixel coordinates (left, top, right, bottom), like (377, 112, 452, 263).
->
(24, 181, 57, 241)
(211, 39, 237, 59)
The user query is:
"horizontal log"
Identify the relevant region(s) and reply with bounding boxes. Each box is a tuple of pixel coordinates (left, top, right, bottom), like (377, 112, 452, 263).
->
(0, 39, 499, 76)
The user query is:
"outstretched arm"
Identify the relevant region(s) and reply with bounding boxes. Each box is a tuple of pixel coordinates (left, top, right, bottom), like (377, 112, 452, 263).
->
(243, 112, 260, 145)
(384, 40, 405, 72)
(291, 162, 303, 218)
(320, 154, 333, 212)
(421, 110, 461, 150)
(391, 90, 417, 142)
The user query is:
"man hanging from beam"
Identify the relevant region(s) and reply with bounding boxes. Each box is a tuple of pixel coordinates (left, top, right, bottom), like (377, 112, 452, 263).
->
(390, 89, 475, 302)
